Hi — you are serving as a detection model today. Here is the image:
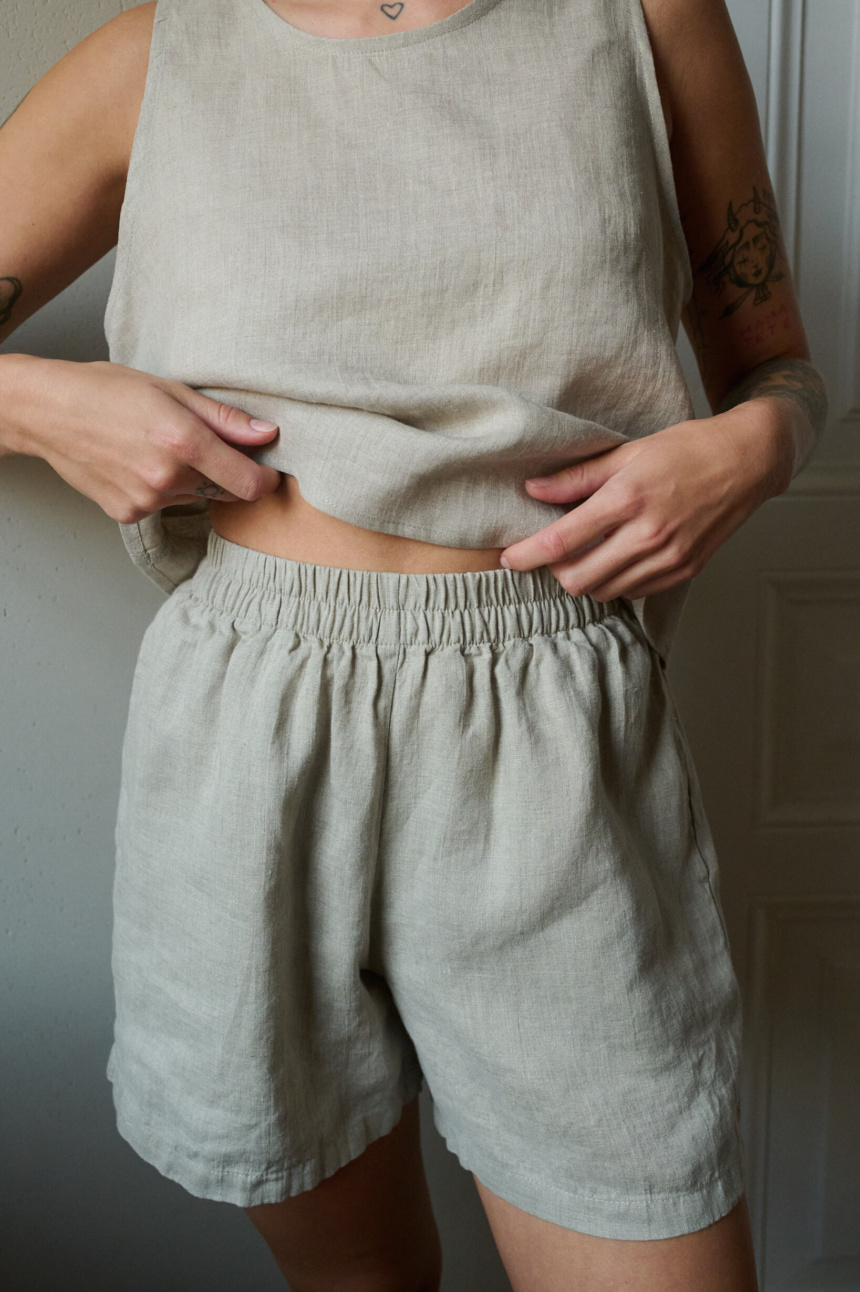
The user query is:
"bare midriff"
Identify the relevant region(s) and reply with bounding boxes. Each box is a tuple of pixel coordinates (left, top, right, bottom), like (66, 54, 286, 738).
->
(208, 474, 507, 574)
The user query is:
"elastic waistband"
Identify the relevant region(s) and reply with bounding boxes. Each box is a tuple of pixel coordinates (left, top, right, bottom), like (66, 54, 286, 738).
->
(185, 531, 626, 648)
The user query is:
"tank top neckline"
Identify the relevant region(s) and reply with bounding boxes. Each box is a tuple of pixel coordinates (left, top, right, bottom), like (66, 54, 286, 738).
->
(246, 0, 508, 53)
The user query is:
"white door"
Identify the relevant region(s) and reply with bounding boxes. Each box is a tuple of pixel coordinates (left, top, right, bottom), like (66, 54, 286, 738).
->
(672, 2, 860, 1287)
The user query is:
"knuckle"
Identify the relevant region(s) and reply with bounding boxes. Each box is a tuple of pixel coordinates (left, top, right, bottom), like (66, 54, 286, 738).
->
(152, 419, 196, 462)
(665, 538, 690, 569)
(149, 419, 183, 451)
(557, 463, 584, 489)
(211, 400, 240, 430)
(614, 483, 647, 517)
(558, 569, 584, 597)
(183, 441, 205, 473)
(638, 517, 672, 551)
(540, 528, 568, 562)
(141, 462, 178, 494)
(240, 473, 264, 502)
(132, 484, 163, 513)
(112, 501, 147, 524)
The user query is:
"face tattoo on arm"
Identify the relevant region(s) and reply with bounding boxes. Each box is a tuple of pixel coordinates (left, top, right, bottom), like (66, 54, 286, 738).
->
(695, 186, 785, 317)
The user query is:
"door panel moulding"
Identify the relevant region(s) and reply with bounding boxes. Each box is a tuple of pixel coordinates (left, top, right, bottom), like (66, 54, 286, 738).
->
(838, 3, 860, 422)
(743, 897, 860, 1287)
(755, 570, 860, 827)
(766, 0, 806, 273)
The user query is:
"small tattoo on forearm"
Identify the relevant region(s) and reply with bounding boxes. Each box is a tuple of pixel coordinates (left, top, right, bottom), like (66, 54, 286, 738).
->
(718, 357, 828, 435)
(696, 188, 786, 318)
(195, 478, 226, 498)
(380, 2, 405, 18)
(0, 276, 22, 327)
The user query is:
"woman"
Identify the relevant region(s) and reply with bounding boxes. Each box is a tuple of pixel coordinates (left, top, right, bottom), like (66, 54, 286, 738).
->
(0, 0, 826, 1288)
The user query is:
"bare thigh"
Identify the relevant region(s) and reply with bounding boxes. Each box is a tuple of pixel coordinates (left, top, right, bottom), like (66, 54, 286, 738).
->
(243, 1096, 442, 1292)
(476, 1181, 759, 1292)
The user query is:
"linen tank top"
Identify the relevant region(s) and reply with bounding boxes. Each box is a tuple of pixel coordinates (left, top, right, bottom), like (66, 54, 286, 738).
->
(106, 0, 697, 659)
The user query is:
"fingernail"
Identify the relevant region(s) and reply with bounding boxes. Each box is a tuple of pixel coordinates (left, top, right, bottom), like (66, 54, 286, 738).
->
(526, 476, 554, 486)
(249, 418, 279, 432)
(500, 555, 511, 569)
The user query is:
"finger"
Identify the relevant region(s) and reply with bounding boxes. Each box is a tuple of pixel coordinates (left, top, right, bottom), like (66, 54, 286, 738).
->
(501, 489, 629, 572)
(572, 544, 696, 602)
(165, 384, 281, 447)
(175, 416, 283, 501)
(523, 445, 630, 503)
(187, 474, 243, 502)
(605, 569, 690, 600)
(169, 490, 243, 506)
(544, 529, 647, 597)
(174, 478, 241, 501)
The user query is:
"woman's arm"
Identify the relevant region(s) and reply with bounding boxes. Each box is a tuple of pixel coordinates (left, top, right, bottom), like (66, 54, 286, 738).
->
(0, 3, 154, 352)
(654, 0, 826, 473)
(499, 0, 827, 599)
(0, 3, 280, 512)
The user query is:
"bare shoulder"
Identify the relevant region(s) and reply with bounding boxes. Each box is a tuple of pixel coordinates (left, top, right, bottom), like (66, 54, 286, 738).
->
(2, 1, 157, 183)
(635, 0, 764, 231)
(0, 4, 158, 344)
(637, 0, 750, 142)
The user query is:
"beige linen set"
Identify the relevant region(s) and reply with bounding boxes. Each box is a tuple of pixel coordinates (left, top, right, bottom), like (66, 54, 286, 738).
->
(105, 0, 746, 1237)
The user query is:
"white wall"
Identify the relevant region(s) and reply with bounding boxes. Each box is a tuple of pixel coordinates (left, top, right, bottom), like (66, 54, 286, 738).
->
(0, 3, 510, 1287)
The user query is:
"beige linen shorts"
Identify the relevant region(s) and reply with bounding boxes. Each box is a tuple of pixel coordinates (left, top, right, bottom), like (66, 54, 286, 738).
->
(108, 530, 745, 1240)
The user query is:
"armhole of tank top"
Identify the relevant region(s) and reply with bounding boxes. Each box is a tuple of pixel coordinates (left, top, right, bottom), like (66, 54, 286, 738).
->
(623, 0, 694, 312)
(103, 0, 170, 340)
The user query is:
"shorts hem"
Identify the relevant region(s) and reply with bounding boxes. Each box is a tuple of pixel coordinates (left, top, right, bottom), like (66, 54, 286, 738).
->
(436, 1112, 746, 1241)
(109, 1069, 425, 1207)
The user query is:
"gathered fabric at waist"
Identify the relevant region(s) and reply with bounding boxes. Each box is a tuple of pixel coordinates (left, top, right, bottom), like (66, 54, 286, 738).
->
(181, 530, 637, 651)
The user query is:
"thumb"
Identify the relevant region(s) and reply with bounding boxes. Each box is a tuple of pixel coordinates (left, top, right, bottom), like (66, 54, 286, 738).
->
(173, 386, 281, 446)
(524, 448, 624, 502)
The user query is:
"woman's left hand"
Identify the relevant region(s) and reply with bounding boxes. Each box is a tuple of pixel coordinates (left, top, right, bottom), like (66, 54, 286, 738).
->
(499, 401, 791, 601)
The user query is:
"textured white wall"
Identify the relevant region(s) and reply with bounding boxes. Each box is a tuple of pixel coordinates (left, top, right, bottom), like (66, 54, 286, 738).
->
(0, 3, 509, 1288)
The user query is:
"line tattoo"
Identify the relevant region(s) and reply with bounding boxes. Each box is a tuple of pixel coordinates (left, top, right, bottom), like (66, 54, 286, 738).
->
(0, 276, 22, 327)
(194, 478, 227, 498)
(380, 2, 405, 18)
(718, 357, 828, 463)
(696, 188, 786, 318)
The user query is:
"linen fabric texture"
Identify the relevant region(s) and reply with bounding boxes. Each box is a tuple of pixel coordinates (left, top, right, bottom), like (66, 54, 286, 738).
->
(106, 0, 698, 662)
(108, 532, 746, 1239)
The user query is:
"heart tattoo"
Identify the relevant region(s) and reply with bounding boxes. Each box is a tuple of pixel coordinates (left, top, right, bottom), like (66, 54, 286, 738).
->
(381, 3, 405, 18)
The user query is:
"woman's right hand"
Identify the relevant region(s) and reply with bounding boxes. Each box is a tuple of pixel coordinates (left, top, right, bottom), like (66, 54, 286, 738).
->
(0, 354, 282, 523)
(0, 10, 281, 525)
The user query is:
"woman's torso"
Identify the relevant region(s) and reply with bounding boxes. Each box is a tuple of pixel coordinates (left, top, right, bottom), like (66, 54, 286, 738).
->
(108, 0, 695, 652)
(210, 1, 516, 573)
